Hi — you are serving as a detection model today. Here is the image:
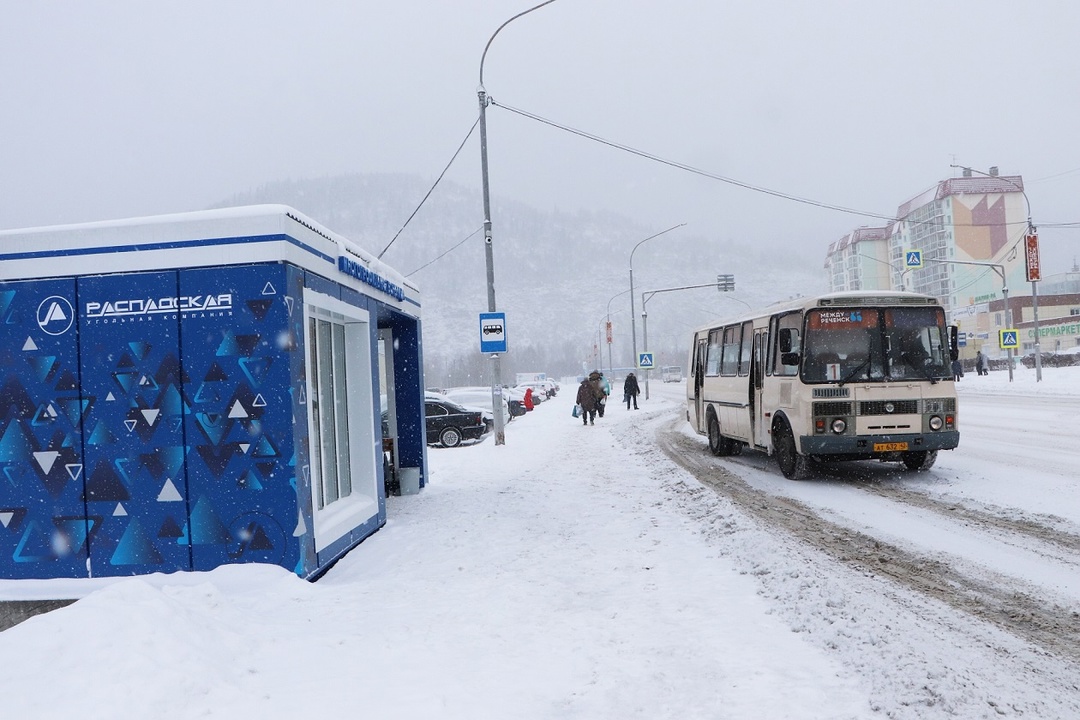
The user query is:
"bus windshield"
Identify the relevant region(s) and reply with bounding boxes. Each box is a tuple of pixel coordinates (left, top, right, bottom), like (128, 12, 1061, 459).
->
(802, 306, 950, 384)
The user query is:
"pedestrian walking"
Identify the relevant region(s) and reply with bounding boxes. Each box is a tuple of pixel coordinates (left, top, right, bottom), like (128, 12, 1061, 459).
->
(588, 370, 609, 419)
(975, 350, 989, 376)
(951, 358, 964, 382)
(623, 372, 640, 409)
(576, 377, 598, 426)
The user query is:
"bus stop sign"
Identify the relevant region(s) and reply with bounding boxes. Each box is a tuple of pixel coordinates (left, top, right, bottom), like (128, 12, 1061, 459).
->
(479, 312, 507, 353)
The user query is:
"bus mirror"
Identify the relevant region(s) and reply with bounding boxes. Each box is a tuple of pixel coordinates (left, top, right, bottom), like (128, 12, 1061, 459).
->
(949, 325, 959, 362)
(781, 351, 801, 366)
(779, 328, 793, 353)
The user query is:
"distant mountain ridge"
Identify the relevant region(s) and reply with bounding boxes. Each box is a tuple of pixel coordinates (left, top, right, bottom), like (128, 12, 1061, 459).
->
(212, 173, 824, 383)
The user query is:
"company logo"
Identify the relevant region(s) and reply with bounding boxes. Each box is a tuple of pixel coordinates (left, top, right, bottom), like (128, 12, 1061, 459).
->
(37, 296, 75, 335)
(84, 294, 233, 319)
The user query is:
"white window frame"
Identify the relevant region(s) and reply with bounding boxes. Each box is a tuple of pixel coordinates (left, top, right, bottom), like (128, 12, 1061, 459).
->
(303, 288, 378, 553)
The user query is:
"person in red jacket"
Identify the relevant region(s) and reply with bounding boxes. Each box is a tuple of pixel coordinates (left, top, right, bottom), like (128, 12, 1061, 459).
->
(523, 386, 534, 411)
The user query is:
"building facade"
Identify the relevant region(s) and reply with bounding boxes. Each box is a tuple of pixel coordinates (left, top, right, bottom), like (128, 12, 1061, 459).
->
(824, 170, 1072, 359)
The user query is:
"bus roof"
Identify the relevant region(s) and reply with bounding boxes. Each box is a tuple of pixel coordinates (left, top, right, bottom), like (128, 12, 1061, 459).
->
(691, 290, 942, 334)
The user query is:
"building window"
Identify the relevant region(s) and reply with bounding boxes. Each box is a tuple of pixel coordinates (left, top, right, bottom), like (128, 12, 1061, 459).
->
(304, 289, 379, 553)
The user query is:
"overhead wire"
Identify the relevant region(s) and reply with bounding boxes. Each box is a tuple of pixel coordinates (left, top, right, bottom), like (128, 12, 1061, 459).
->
(405, 225, 485, 278)
(378, 115, 480, 260)
(490, 99, 1080, 232)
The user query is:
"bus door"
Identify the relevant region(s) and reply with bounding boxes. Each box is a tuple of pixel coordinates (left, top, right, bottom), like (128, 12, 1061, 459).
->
(751, 328, 769, 448)
(693, 336, 707, 431)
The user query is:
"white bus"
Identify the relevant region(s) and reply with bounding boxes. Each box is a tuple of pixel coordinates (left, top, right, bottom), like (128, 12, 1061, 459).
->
(661, 366, 683, 383)
(687, 291, 959, 479)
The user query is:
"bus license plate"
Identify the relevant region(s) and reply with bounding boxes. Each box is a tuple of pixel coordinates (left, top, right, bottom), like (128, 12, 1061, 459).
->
(874, 442, 908, 452)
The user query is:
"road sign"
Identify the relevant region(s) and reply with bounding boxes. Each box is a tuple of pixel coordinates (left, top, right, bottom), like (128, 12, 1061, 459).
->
(479, 312, 507, 354)
(957, 332, 968, 347)
(905, 250, 923, 268)
(1025, 233, 1041, 282)
(637, 352, 655, 369)
(999, 329, 1019, 349)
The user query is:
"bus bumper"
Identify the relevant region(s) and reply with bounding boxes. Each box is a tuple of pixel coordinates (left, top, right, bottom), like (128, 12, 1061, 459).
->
(800, 431, 960, 456)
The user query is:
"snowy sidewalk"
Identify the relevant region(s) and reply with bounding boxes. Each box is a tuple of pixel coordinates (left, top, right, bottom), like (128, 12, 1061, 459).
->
(0, 390, 870, 719)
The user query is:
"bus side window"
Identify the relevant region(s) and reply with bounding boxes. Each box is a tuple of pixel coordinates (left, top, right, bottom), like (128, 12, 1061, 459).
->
(738, 321, 753, 376)
(774, 313, 801, 377)
(721, 325, 740, 376)
(706, 328, 722, 376)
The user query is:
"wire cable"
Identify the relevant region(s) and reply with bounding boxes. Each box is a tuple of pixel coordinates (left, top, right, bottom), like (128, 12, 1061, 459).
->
(491, 99, 1080, 231)
(490, 99, 898, 223)
(405, 225, 485, 278)
(378, 116, 480, 260)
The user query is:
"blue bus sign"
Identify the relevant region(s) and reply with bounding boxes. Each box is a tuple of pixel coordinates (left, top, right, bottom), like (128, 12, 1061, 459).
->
(479, 312, 508, 353)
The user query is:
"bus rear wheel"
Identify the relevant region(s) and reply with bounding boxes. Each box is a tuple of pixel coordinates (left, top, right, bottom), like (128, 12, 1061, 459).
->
(901, 450, 937, 471)
(775, 422, 810, 480)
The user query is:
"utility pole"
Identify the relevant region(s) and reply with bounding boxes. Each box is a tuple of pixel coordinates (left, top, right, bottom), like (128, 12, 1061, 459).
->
(476, 1, 558, 444)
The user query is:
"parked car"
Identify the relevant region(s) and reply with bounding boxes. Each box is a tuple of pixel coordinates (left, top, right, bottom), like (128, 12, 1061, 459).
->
(514, 383, 548, 404)
(443, 387, 513, 425)
(424, 398, 488, 448)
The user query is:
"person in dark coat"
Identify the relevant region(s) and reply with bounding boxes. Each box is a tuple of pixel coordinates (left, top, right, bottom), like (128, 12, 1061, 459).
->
(975, 350, 989, 376)
(951, 358, 963, 382)
(623, 372, 640, 409)
(588, 370, 608, 419)
(576, 378, 598, 425)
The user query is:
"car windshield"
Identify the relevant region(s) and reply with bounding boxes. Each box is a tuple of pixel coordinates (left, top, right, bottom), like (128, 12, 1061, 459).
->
(801, 306, 950, 384)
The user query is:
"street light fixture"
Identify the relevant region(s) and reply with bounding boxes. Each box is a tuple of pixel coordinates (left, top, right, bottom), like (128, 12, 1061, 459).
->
(629, 223, 686, 375)
(477, 0, 557, 445)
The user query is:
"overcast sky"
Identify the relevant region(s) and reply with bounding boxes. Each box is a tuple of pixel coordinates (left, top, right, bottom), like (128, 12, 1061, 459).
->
(3, 1, 1078, 272)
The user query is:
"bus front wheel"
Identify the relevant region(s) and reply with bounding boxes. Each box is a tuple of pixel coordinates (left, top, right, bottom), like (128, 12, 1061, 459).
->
(708, 415, 738, 457)
(902, 450, 938, 471)
(775, 422, 810, 480)
(708, 415, 725, 456)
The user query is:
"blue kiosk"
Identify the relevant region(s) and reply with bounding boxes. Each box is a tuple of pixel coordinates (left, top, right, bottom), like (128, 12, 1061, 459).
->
(0, 206, 427, 581)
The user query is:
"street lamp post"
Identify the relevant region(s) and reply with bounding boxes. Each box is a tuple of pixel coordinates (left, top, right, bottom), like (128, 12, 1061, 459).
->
(629, 223, 685, 378)
(951, 164, 1041, 381)
(924, 257, 1014, 382)
(640, 279, 745, 399)
(606, 289, 630, 377)
(477, 1, 557, 445)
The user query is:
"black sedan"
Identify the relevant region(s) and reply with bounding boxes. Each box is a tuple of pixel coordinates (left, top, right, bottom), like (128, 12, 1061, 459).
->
(425, 399, 488, 448)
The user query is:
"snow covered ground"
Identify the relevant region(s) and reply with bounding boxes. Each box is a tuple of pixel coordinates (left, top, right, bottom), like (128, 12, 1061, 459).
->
(1, 364, 1078, 719)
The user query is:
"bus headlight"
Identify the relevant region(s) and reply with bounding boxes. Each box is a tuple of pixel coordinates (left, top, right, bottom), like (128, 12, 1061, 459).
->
(928, 415, 943, 431)
(831, 418, 846, 434)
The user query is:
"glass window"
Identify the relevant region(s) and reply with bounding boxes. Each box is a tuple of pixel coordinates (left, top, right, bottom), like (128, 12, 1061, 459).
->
(773, 313, 802, 377)
(721, 325, 741, 376)
(706, 328, 722, 376)
(738, 321, 753, 376)
(884, 307, 950, 380)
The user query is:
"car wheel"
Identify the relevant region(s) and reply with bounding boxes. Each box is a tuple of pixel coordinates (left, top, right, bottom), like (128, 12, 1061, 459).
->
(902, 450, 937, 471)
(440, 427, 462, 448)
(774, 421, 810, 480)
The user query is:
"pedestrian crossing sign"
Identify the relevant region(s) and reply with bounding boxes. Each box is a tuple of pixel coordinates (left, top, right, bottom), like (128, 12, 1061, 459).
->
(637, 352, 654, 369)
(999, 329, 1019, 349)
(905, 250, 923, 268)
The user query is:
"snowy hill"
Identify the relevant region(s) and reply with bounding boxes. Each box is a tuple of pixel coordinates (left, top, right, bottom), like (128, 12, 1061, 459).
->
(212, 173, 826, 384)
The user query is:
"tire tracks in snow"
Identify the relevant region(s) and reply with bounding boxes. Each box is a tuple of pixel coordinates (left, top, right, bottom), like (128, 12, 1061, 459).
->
(655, 418, 1080, 666)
